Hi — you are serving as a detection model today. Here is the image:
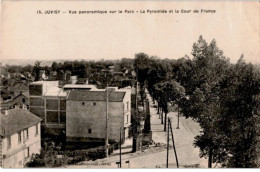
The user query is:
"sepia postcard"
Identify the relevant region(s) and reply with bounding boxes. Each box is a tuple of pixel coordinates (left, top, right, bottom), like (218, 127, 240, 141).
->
(0, 0, 259, 169)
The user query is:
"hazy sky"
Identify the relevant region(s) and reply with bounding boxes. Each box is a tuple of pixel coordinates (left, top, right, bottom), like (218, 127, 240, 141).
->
(0, 1, 259, 64)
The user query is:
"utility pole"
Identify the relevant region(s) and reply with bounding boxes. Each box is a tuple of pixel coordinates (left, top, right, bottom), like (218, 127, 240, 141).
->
(132, 80, 138, 152)
(176, 106, 180, 129)
(169, 118, 179, 168)
(105, 84, 109, 157)
(166, 117, 170, 168)
(120, 127, 122, 168)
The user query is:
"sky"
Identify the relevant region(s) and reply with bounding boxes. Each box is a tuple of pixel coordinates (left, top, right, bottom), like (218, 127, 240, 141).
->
(0, 1, 259, 64)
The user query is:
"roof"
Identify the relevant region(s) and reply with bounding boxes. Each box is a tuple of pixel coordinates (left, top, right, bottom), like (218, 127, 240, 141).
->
(67, 90, 126, 102)
(21, 92, 29, 98)
(63, 84, 96, 89)
(10, 91, 29, 101)
(12, 80, 28, 87)
(43, 86, 67, 97)
(0, 108, 42, 137)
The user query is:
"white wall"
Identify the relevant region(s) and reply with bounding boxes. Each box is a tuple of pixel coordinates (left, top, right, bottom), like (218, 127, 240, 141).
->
(2, 123, 41, 168)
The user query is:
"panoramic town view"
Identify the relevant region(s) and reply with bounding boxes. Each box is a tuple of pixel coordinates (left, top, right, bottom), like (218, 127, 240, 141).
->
(0, 36, 259, 168)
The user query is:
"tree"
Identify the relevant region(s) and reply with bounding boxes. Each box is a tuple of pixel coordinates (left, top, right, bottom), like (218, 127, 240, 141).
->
(182, 36, 230, 168)
(154, 80, 185, 131)
(134, 53, 151, 86)
(33, 61, 41, 81)
(218, 56, 260, 167)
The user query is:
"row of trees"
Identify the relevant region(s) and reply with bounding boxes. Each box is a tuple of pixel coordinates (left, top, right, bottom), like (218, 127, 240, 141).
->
(134, 36, 260, 168)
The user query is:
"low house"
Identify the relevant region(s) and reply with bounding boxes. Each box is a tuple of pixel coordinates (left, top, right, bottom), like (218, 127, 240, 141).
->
(0, 109, 42, 168)
(66, 87, 131, 143)
(9, 81, 29, 96)
(0, 92, 29, 111)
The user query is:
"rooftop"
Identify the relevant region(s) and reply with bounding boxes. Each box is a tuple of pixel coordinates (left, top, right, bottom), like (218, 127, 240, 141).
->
(0, 108, 42, 137)
(43, 86, 67, 97)
(67, 90, 126, 102)
(63, 84, 97, 89)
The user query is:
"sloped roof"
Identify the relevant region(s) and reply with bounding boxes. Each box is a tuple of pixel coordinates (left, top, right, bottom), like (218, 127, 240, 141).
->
(21, 92, 29, 98)
(0, 108, 42, 137)
(11, 80, 28, 87)
(12, 91, 29, 100)
(67, 90, 125, 102)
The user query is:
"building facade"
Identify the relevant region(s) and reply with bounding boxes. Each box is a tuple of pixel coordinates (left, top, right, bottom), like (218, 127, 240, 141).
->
(28, 81, 132, 144)
(0, 108, 42, 168)
(29, 81, 67, 135)
(29, 81, 98, 135)
(66, 87, 131, 143)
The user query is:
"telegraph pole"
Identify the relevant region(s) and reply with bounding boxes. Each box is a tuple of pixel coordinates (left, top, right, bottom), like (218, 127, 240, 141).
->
(166, 117, 170, 168)
(120, 127, 122, 168)
(105, 84, 109, 157)
(176, 106, 180, 129)
(169, 118, 179, 168)
(132, 77, 138, 152)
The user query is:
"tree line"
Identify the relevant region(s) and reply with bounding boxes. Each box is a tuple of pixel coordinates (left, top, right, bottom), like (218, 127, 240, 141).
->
(133, 36, 260, 168)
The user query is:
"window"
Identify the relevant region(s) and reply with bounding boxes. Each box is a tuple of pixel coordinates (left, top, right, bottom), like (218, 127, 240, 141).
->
(27, 128, 29, 139)
(82, 102, 85, 105)
(46, 111, 59, 123)
(25, 147, 30, 158)
(88, 129, 92, 134)
(93, 102, 96, 106)
(18, 132, 22, 143)
(35, 124, 38, 136)
(24, 128, 29, 141)
(60, 111, 66, 123)
(29, 84, 42, 96)
(60, 100, 66, 110)
(7, 136, 11, 149)
(22, 98, 25, 103)
(46, 99, 58, 110)
(29, 98, 44, 106)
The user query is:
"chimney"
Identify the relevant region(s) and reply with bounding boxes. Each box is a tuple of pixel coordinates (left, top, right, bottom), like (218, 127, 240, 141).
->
(70, 76, 77, 84)
(22, 104, 27, 110)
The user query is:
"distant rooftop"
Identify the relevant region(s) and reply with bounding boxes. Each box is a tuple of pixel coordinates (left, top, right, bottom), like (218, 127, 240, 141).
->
(67, 90, 126, 102)
(63, 84, 97, 89)
(30, 81, 58, 84)
(0, 109, 42, 137)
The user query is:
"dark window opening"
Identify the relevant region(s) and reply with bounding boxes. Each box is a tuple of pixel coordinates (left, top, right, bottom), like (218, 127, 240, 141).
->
(82, 102, 85, 105)
(88, 129, 92, 134)
(60, 100, 66, 110)
(26, 147, 30, 158)
(18, 132, 22, 143)
(46, 111, 59, 123)
(35, 124, 38, 136)
(93, 102, 96, 106)
(7, 136, 11, 149)
(26, 128, 29, 139)
(22, 98, 25, 103)
(46, 99, 58, 110)
(60, 111, 66, 123)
